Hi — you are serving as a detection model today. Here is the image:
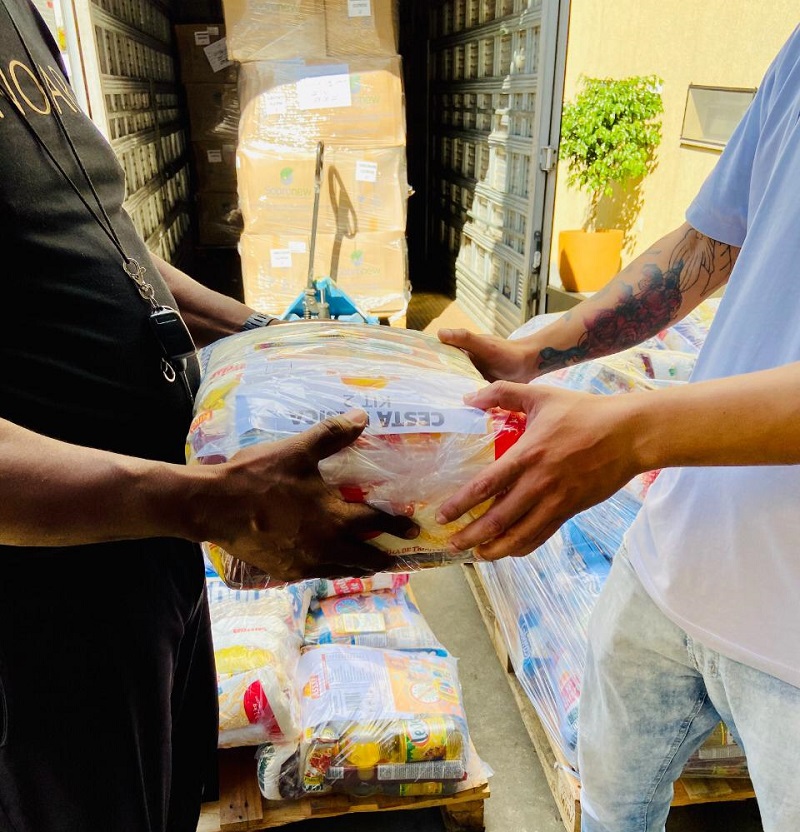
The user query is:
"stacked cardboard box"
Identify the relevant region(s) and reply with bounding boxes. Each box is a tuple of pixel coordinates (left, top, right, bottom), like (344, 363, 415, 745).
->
(224, 0, 409, 318)
(175, 23, 243, 247)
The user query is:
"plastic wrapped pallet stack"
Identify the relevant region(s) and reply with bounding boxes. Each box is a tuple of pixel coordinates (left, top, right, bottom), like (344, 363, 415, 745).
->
(222, 0, 411, 321)
(174, 23, 244, 247)
(476, 301, 750, 784)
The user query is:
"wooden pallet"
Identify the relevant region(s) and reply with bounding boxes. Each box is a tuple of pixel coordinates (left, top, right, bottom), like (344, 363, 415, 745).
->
(461, 563, 756, 832)
(198, 743, 489, 832)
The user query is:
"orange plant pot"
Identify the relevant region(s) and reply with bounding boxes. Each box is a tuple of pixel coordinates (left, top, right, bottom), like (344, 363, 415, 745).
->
(558, 229, 624, 292)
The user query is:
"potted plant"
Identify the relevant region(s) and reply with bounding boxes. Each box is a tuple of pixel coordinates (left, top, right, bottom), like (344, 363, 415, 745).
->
(557, 74, 664, 292)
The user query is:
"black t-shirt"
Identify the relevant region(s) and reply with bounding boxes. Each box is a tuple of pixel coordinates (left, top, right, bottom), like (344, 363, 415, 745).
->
(0, 0, 198, 461)
(0, 11, 218, 821)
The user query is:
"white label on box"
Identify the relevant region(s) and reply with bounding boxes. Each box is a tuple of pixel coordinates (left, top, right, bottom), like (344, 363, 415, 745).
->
(207, 26, 220, 35)
(194, 31, 211, 46)
(206, 149, 223, 163)
(348, 0, 372, 16)
(204, 38, 233, 73)
(296, 65, 351, 110)
(261, 89, 288, 115)
(288, 241, 307, 253)
(355, 160, 378, 182)
(270, 249, 293, 268)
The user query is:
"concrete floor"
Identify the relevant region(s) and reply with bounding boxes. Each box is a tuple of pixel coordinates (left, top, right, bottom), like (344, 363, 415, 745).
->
(209, 294, 766, 832)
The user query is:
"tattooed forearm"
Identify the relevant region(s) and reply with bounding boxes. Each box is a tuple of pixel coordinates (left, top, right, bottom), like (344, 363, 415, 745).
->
(669, 226, 736, 297)
(538, 343, 589, 371)
(537, 228, 737, 373)
(537, 268, 681, 371)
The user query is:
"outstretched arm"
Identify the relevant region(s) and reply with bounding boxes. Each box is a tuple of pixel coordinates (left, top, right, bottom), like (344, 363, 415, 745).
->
(436, 361, 800, 560)
(438, 222, 738, 382)
(0, 411, 418, 582)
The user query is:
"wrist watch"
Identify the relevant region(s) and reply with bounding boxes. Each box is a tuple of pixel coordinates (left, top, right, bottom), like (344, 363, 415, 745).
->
(241, 311, 277, 331)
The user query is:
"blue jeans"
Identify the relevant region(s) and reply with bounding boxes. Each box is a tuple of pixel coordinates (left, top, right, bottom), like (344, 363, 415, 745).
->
(578, 546, 800, 831)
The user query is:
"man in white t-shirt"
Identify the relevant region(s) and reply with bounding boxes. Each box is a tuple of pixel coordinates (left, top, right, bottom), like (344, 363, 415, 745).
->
(435, 23, 800, 830)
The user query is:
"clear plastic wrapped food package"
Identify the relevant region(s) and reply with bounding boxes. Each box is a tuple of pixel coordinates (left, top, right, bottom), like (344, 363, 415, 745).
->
(682, 722, 749, 779)
(485, 304, 745, 779)
(255, 644, 487, 799)
(312, 571, 409, 599)
(477, 521, 612, 767)
(565, 471, 656, 562)
(187, 322, 525, 589)
(207, 577, 313, 748)
(654, 297, 722, 353)
(531, 346, 696, 395)
(304, 583, 447, 654)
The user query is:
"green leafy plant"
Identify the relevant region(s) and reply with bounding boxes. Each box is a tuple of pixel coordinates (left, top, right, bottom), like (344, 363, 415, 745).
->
(559, 74, 664, 229)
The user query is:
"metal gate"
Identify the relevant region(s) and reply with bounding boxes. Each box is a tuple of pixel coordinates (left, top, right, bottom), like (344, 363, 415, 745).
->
(58, 0, 193, 266)
(427, 0, 569, 336)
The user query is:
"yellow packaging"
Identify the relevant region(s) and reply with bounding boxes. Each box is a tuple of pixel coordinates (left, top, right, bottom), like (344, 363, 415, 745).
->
(222, 0, 326, 62)
(237, 144, 408, 235)
(238, 57, 406, 149)
(239, 229, 408, 316)
(324, 0, 398, 57)
(402, 716, 464, 763)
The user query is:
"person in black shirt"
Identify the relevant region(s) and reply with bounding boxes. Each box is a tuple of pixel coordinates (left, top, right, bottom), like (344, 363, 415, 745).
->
(0, 2, 417, 830)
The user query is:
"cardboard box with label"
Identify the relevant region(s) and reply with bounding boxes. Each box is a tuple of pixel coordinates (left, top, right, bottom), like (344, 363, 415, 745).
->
(184, 83, 240, 142)
(192, 140, 238, 191)
(197, 192, 243, 247)
(324, 0, 398, 57)
(237, 144, 407, 235)
(238, 56, 405, 149)
(240, 229, 408, 315)
(222, 0, 326, 62)
(174, 24, 238, 84)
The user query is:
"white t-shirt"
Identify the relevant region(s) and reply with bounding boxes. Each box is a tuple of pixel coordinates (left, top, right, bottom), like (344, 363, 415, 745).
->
(626, 23, 800, 689)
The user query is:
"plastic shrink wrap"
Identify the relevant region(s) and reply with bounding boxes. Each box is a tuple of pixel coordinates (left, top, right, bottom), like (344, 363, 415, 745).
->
(237, 57, 406, 150)
(255, 644, 488, 799)
(653, 297, 722, 354)
(477, 497, 748, 779)
(476, 516, 617, 769)
(312, 571, 409, 598)
(475, 301, 748, 779)
(186, 322, 525, 589)
(223, 0, 398, 63)
(238, 230, 409, 320)
(237, 144, 408, 237)
(207, 577, 313, 748)
(303, 583, 447, 654)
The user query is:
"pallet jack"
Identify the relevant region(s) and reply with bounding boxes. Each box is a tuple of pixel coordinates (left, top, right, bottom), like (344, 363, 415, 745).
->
(279, 141, 380, 325)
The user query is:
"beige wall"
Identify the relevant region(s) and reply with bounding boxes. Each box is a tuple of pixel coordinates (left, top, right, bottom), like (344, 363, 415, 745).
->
(549, 2, 798, 283)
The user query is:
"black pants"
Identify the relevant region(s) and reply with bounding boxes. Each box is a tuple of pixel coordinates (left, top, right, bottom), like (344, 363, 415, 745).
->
(0, 539, 218, 832)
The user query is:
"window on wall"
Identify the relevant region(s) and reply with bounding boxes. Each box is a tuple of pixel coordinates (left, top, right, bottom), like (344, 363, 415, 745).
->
(680, 85, 756, 151)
